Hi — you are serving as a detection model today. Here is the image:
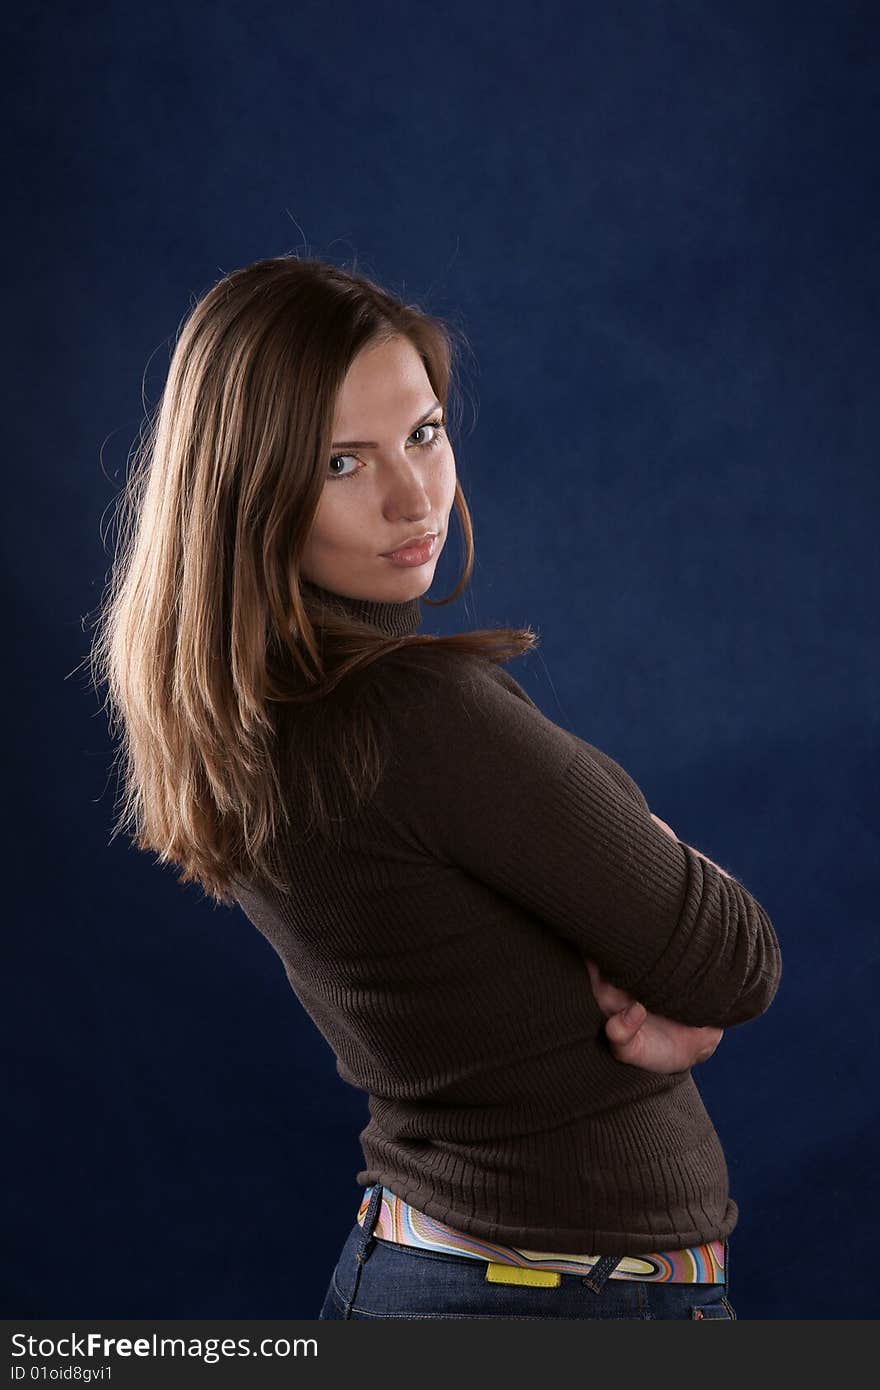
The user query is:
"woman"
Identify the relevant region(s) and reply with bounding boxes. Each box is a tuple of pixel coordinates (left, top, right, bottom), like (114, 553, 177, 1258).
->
(90, 254, 781, 1320)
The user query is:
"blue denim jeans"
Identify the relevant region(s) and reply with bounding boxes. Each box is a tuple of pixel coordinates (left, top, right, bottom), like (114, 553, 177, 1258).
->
(318, 1184, 738, 1320)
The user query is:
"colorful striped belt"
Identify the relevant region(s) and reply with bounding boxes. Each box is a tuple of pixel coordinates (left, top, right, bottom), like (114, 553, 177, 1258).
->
(356, 1184, 725, 1284)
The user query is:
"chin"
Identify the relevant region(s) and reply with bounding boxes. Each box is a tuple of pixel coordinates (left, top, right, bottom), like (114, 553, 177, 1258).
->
(387, 566, 436, 596)
(391, 570, 433, 593)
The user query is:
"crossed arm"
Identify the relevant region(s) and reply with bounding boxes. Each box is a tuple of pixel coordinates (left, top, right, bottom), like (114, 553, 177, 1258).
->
(584, 813, 732, 1074)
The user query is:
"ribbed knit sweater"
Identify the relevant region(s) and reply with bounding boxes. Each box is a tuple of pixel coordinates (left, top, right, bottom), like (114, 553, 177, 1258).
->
(232, 580, 782, 1256)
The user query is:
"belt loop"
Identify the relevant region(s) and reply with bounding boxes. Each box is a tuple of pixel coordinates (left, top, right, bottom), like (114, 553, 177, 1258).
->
(583, 1253, 625, 1294)
(355, 1182, 384, 1266)
(346, 1183, 384, 1318)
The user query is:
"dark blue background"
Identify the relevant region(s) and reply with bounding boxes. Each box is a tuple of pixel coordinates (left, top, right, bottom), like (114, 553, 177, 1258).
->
(7, 0, 878, 1320)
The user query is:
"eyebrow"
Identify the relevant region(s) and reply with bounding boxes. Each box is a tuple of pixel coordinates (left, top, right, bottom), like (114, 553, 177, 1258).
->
(331, 400, 443, 450)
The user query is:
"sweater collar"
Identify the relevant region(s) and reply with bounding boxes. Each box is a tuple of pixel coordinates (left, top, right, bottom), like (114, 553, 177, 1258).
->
(300, 577, 423, 639)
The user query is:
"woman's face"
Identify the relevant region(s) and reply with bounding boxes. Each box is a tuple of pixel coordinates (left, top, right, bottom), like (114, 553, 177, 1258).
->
(299, 334, 457, 602)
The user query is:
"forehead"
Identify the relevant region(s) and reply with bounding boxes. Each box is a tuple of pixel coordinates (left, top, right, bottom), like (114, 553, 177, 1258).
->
(333, 337, 433, 424)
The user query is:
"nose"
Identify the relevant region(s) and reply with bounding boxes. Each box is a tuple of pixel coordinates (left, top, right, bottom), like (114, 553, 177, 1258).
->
(381, 456, 433, 524)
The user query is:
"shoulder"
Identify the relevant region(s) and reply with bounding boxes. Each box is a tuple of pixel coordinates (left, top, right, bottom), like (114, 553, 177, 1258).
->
(359, 640, 651, 815)
(362, 644, 580, 803)
(370, 642, 552, 726)
(370, 642, 650, 813)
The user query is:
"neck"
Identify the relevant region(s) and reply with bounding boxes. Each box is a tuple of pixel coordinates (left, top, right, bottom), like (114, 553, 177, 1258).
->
(300, 577, 423, 639)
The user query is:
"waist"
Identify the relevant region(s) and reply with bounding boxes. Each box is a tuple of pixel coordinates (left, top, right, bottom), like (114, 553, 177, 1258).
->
(356, 1184, 725, 1283)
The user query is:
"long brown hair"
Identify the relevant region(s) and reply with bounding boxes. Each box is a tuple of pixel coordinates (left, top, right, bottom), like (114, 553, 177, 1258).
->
(88, 255, 539, 906)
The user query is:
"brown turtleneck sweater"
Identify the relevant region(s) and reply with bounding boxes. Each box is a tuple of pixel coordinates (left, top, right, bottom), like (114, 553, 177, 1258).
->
(232, 580, 782, 1255)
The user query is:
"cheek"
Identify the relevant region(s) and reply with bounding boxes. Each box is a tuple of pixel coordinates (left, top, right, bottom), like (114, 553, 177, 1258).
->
(437, 450, 457, 507)
(310, 487, 363, 541)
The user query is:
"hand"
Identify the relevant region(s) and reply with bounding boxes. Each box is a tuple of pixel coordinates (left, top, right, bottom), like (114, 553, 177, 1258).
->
(651, 810, 732, 880)
(649, 811, 678, 839)
(585, 958, 724, 1074)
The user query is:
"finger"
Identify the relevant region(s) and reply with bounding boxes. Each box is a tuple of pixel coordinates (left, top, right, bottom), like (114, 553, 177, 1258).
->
(594, 984, 634, 1017)
(586, 960, 635, 1015)
(650, 813, 678, 840)
(604, 1003, 647, 1044)
(586, 960, 623, 1016)
(694, 1030, 724, 1062)
(606, 1018, 649, 1063)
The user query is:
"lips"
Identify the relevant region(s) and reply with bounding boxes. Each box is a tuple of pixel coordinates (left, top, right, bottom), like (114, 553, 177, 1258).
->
(381, 533, 438, 566)
(382, 531, 437, 556)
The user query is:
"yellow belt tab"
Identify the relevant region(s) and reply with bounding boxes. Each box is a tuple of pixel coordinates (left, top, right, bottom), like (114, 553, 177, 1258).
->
(485, 1262, 561, 1288)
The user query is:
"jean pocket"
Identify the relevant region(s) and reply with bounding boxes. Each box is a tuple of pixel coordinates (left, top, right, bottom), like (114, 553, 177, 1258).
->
(318, 1273, 350, 1319)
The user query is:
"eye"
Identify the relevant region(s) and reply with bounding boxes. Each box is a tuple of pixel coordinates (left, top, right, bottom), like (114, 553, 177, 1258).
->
(327, 452, 359, 481)
(327, 416, 446, 482)
(410, 419, 445, 448)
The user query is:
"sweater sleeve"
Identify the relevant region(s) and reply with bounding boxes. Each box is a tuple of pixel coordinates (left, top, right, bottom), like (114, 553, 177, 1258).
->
(483, 663, 651, 813)
(374, 651, 782, 1029)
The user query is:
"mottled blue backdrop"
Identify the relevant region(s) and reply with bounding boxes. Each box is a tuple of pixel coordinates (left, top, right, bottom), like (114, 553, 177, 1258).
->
(6, 0, 877, 1320)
